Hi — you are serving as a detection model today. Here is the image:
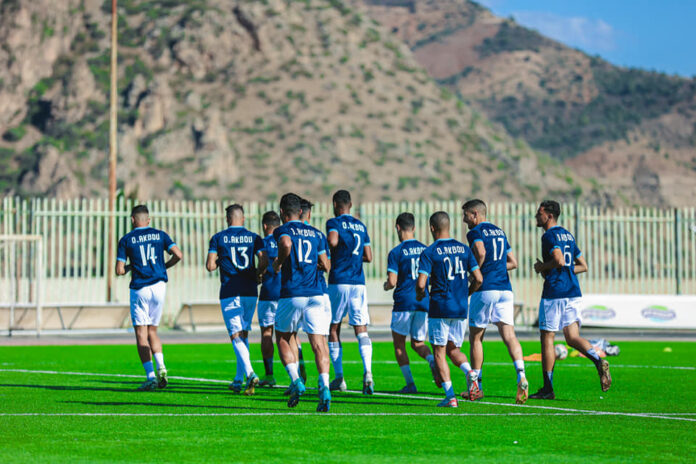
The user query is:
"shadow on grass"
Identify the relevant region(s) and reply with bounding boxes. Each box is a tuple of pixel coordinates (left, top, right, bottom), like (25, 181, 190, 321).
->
(61, 400, 282, 412)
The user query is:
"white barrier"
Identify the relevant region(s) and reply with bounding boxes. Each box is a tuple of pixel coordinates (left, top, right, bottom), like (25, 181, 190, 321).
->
(580, 294, 696, 329)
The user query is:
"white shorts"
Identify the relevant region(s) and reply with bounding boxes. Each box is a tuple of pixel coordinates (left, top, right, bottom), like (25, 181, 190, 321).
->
(257, 300, 278, 328)
(276, 295, 330, 335)
(220, 296, 257, 336)
(469, 290, 515, 328)
(328, 284, 369, 326)
(429, 318, 467, 347)
(538, 297, 583, 332)
(130, 281, 166, 327)
(391, 311, 428, 341)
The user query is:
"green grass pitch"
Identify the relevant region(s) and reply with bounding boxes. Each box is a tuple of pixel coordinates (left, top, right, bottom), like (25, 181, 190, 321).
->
(1, 340, 694, 463)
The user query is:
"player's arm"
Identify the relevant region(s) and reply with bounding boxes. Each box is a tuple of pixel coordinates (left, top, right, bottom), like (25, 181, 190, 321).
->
(506, 250, 518, 271)
(115, 260, 127, 276)
(273, 235, 292, 274)
(327, 230, 339, 249)
(165, 245, 183, 269)
(468, 268, 483, 296)
(206, 252, 218, 272)
(471, 240, 486, 267)
(574, 255, 588, 275)
(362, 245, 372, 263)
(256, 250, 268, 281)
(415, 273, 427, 301)
(384, 271, 397, 291)
(534, 248, 565, 274)
(318, 252, 331, 273)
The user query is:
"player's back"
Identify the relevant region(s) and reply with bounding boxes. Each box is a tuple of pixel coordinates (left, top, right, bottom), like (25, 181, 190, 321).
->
(209, 226, 264, 298)
(326, 214, 370, 285)
(259, 234, 280, 301)
(274, 220, 326, 298)
(541, 226, 582, 299)
(118, 226, 174, 289)
(418, 238, 478, 319)
(388, 239, 428, 311)
(466, 222, 512, 292)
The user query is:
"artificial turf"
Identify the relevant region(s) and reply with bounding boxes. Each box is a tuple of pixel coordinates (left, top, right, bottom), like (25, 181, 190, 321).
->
(0, 340, 694, 463)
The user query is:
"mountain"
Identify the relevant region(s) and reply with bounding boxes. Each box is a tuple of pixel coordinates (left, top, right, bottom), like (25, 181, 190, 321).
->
(0, 0, 586, 204)
(363, 0, 696, 206)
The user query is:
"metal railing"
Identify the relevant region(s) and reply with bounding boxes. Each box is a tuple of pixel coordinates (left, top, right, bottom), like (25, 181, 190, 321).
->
(1, 197, 694, 321)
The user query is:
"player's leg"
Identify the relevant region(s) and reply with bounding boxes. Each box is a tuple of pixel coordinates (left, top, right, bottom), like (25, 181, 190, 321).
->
(305, 295, 332, 412)
(410, 312, 439, 387)
(563, 321, 612, 392)
(530, 330, 556, 399)
(276, 297, 305, 406)
(493, 291, 527, 403)
(443, 320, 478, 401)
(391, 311, 415, 392)
(328, 284, 347, 389)
(468, 327, 485, 396)
(497, 323, 527, 404)
(349, 285, 373, 394)
(467, 291, 492, 397)
(429, 318, 457, 407)
(148, 282, 167, 389)
(221, 298, 256, 393)
(257, 300, 277, 387)
(131, 286, 157, 391)
(530, 299, 559, 399)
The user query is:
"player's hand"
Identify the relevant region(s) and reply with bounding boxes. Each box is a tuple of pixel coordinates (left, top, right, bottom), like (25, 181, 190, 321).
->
(534, 259, 544, 274)
(383, 281, 389, 291)
(124, 264, 131, 274)
(415, 288, 424, 301)
(272, 259, 281, 274)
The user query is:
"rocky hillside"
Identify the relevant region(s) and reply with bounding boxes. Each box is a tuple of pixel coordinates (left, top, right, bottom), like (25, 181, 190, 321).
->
(0, 0, 586, 204)
(364, 0, 696, 206)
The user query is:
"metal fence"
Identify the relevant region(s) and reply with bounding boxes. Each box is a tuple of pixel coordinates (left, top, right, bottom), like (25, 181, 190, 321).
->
(1, 197, 695, 321)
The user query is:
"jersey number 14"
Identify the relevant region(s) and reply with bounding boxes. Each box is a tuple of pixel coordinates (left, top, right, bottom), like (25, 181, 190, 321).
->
(139, 244, 157, 266)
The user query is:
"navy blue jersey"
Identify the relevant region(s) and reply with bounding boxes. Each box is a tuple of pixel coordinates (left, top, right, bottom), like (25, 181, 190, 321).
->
(117, 227, 175, 290)
(387, 239, 429, 312)
(208, 226, 265, 299)
(326, 214, 371, 285)
(274, 221, 327, 298)
(541, 226, 582, 299)
(466, 222, 513, 292)
(418, 239, 479, 319)
(316, 228, 329, 294)
(259, 234, 280, 301)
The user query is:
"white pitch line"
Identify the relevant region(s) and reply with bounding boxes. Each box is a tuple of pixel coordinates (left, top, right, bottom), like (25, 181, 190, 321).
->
(336, 361, 696, 370)
(1, 368, 695, 422)
(0, 412, 590, 417)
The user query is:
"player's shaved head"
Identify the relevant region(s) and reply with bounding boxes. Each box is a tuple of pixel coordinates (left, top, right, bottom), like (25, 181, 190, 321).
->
(396, 212, 415, 231)
(226, 204, 244, 225)
(262, 211, 280, 227)
(539, 200, 561, 219)
(462, 199, 487, 217)
(429, 211, 450, 232)
(299, 198, 313, 220)
(131, 205, 149, 226)
(279, 193, 302, 218)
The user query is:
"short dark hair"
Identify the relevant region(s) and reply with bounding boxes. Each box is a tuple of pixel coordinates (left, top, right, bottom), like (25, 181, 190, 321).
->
(332, 189, 351, 207)
(395, 212, 415, 231)
(226, 204, 244, 221)
(462, 199, 487, 215)
(262, 211, 280, 227)
(539, 200, 561, 219)
(131, 205, 149, 217)
(300, 198, 314, 212)
(429, 211, 450, 232)
(279, 193, 302, 216)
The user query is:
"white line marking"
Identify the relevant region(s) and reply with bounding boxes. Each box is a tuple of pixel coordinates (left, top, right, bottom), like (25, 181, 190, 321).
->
(336, 361, 696, 370)
(1, 368, 695, 422)
(0, 412, 591, 417)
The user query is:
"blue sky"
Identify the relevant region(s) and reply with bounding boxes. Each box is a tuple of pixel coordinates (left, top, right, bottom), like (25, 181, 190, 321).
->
(477, 0, 696, 77)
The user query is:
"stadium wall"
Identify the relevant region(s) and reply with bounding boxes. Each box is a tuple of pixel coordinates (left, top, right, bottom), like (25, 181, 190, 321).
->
(1, 197, 694, 326)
